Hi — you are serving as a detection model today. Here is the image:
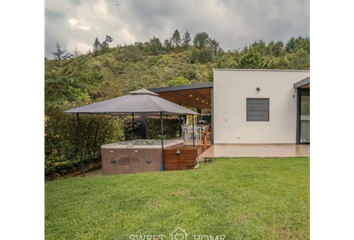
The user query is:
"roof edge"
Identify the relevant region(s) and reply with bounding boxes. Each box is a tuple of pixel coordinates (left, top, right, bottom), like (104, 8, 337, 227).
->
(294, 76, 310, 89)
(148, 82, 213, 93)
(212, 69, 310, 72)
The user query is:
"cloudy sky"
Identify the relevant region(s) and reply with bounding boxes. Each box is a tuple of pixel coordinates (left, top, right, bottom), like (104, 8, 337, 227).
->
(45, 0, 309, 59)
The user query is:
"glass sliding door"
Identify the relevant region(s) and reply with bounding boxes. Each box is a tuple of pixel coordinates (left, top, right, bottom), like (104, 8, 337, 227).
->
(299, 89, 310, 143)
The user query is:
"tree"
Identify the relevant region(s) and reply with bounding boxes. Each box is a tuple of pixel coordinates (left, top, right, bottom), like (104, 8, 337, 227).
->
(105, 35, 113, 43)
(100, 35, 113, 52)
(182, 31, 191, 48)
(198, 49, 214, 63)
(51, 43, 73, 61)
(209, 38, 219, 55)
(293, 36, 310, 54)
(93, 37, 101, 52)
(168, 76, 191, 86)
(238, 48, 263, 69)
(149, 35, 163, 55)
(123, 45, 142, 62)
(289, 49, 310, 70)
(164, 38, 172, 53)
(189, 48, 200, 64)
(74, 46, 81, 57)
(273, 41, 284, 57)
(134, 42, 143, 51)
(193, 32, 210, 50)
(251, 40, 267, 55)
(285, 37, 296, 53)
(172, 29, 181, 47)
(101, 41, 109, 49)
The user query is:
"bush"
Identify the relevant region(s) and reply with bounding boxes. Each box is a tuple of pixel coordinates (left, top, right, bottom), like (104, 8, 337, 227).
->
(45, 101, 123, 178)
(167, 76, 191, 86)
(201, 115, 211, 123)
(123, 117, 180, 140)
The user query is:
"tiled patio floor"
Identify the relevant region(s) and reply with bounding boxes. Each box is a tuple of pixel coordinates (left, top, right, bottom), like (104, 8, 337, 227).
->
(199, 144, 310, 159)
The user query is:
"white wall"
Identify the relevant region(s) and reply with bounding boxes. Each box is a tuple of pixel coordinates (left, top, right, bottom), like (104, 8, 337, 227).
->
(213, 70, 310, 144)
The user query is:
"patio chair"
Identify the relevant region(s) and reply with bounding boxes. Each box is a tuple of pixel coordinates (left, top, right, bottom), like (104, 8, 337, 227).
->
(180, 125, 187, 140)
(185, 125, 198, 141)
(196, 125, 206, 140)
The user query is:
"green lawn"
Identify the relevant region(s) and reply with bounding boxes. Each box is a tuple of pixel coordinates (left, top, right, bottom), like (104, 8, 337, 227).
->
(45, 157, 310, 239)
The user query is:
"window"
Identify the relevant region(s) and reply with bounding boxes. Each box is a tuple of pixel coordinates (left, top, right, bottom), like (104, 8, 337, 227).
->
(247, 98, 269, 121)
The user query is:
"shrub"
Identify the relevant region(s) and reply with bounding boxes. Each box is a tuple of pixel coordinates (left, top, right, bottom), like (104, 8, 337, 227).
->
(167, 76, 191, 86)
(45, 101, 123, 178)
(123, 117, 180, 140)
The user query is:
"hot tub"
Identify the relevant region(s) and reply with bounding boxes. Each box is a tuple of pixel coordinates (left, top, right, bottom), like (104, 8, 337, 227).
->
(101, 139, 184, 175)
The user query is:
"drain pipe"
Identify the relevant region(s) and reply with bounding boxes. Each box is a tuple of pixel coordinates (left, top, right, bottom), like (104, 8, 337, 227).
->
(159, 112, 164, 171)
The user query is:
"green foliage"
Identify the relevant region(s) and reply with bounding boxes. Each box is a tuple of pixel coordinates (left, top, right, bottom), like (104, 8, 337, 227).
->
(193, 32, 210, 50)
(167, 76, 191, 86)
(189, 48, 200, 63)
(51, 43, 73, 61)
(188, 47, 214, 64)
(182, 31, 191, 48)
(198, 49, 214, 63)
(105, 35, 113, 43)
(122, 45, 143, 62)
(47, 35, 309, 103)
(209, 38, 219, 55)
(289, 49, 310, 70)
(93, 37, 101, 52)
(45, 102, 123, 178)
(122, 117, 180, 140)
(202, 114, 211, 123)
(238, 48, 263, 69)
(286, 36, 310, 54)
(172, 29, 181, 47)
(44, 69, 93, 103)
(147, 36, 163, 55)
(163, 38, 173, 53)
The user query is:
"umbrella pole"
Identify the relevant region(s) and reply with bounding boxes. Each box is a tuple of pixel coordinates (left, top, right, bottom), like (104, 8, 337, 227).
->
(132, 113, 134, 139)
(160, 112, 164, 171)
(77, 113, 85, 177)
(193, 116, 195, 147)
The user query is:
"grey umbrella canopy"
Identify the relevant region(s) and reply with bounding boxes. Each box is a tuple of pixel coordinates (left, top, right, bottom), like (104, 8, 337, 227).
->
(66, 88, 197, 116)
(65, 89, 198, 177)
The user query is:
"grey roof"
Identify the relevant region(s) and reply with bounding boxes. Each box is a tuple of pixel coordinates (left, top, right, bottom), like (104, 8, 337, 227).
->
(128, 88, 158, 96)
(65, 88, 198, 116)
(148, 82, 213, 93)
(294, 77, 310, 88)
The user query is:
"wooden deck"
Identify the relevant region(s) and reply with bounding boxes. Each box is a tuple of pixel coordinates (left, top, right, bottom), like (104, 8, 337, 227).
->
(164, 139, 213, 171)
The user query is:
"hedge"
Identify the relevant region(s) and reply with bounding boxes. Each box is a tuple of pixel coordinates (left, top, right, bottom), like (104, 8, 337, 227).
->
(123, 116, 180, 140)
(45, 102, 123, 178)
(45, 102, 181, 179)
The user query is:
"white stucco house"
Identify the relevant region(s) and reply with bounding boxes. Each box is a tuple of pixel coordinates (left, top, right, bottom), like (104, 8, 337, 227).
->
(213, 69, 310, 144)
(149, 69, 310, 145)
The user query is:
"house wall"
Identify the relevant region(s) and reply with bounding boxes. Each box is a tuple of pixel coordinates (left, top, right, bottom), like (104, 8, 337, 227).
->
(213, 70, 310, 144)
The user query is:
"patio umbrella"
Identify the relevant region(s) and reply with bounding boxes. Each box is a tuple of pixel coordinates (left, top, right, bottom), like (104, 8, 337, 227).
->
(65, 88, 198, 177)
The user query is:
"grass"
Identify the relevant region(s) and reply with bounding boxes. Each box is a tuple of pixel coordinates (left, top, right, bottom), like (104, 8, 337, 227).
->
(45, 157, 309, 239)
(46, 161, 102, 182)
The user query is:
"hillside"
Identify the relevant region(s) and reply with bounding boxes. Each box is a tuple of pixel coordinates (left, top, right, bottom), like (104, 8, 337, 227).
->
(45, 35, 310, 104)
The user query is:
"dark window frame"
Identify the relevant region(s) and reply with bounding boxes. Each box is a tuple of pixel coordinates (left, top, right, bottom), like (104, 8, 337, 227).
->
(296, 88, 310, 144)
(246, 98, 270, 122)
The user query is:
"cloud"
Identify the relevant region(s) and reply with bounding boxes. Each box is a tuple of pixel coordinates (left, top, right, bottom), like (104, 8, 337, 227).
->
(45, 0, 309, 58)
